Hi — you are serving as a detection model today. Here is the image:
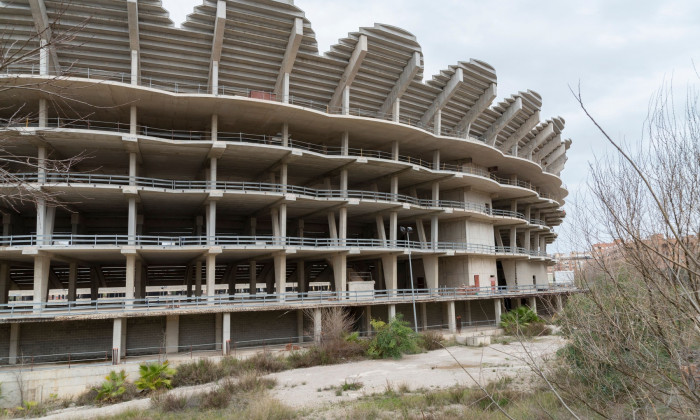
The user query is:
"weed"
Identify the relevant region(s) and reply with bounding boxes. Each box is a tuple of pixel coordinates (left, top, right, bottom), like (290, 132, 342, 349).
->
(420, 330, 444, 351)
(172, 358, 220, 387)
(95, 370, 128, 402)
(368, 314, 420, 359)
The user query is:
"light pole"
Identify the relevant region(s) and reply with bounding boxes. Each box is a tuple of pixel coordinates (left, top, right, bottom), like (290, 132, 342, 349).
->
(401, 226, 419, 333)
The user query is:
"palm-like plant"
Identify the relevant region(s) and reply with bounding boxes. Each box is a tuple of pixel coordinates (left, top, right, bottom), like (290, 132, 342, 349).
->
(135, 361, 176, 392)
(499, 306, 544, 331)
(95, 370, 128, 402)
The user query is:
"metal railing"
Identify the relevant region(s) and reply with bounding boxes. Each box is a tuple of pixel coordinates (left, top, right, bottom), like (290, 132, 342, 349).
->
(0, 233, 549, 255)
(1, 65, 564, 177)
(9, 172, 546, 226)
(0, 283, 577, 320)
(2, 116, 560, 202)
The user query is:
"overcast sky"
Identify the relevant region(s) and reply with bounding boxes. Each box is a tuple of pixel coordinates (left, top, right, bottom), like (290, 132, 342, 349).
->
(162, 0, 700, 252)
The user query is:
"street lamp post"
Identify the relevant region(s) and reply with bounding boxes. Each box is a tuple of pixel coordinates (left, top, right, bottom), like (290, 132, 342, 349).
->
(401, 226, 419, 333)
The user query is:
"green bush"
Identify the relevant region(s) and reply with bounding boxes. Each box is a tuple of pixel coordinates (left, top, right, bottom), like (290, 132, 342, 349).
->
(499, 306, 545, 335)
(367, 314, 420, 359)
(95, 370, 128, 402)
(245, 352, 289, 373)
(135, 361, 176, 392)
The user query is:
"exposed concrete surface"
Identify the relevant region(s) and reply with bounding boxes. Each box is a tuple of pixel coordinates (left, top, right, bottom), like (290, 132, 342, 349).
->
(271, 335, 565, 409)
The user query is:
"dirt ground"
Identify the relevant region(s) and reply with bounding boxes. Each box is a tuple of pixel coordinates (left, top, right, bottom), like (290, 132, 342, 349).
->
(270, 335, 565, 410)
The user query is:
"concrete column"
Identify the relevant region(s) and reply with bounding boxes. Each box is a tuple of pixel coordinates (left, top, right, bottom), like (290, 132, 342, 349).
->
(390, 175, 399, 199)
(494, 299, 503, 325)
(389, 212, 397, 245)
(421, 302, 428, 331)
(555, 295, 564, 312)
(529, 296, 537, 314)
(281, 123, 289, 148)
(212, 61, 219, 94)
(313, 308, 322, 343)
(33, 254, 50, 310)
(0, 263, 9, 305)
(365, 306, 372, 334)
(342, 85, 350, 115)
(125, 254, 136, 303)
(274, 253, 286, 300)
(430, 216, 438, 249)
(210, 156, 218, 185)
(283, 73, 290, 103)
(129, 152, 137, 186)
(9, 323, 19, 365)
(3, 213, 11, 238)
(433, 109, 441, 135)
(340, 169, 348, 198)
(38, 99, 47, 127)
(446, 301, 456, 333)
(39, 39, 48, 76)
(222, 312, 231, 354)
(381, 255, 397, 294)
(249, 260, 257, 295)
(332, 253, 346, 294)
(195, 260, 202, 297)
(338, 207, 347, 243)
(540, 237, 546, 254)
(112, 318, 126, 360)
(206, 254, 216, 299)
(432, 149, 441, 170)
(279, 204, 287, 240)
(208, 202, 217, 245)
(376, 215, 386, 245)
(215, 313, 222, 350)
(44, 206, 55, 245)
(297, 261, 306, 293)
(128, 197, 136, 245)
(165, 315, 179, 354)
(135, 260, 144, 299)
(388, 304, 396, 320)
(423, 255, 439, 290)
(327, 211, 337, 239)
(509, 227, 517, 251)
(392, 98, 400, 122)
(392, 140, 399, 160)
(297, 309, 304, 343)
(130, 49, 138, 85)
(129, 105, 137, 135)
(466, 300, 472, 325)
(280, 163, 288, 192)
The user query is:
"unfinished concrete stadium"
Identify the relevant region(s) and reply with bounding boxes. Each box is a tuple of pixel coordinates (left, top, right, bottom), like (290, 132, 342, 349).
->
(0, 0, 574, 366)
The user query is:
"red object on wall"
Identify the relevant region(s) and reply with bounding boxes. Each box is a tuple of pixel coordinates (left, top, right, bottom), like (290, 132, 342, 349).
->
(474, 275, 480, 288)
(249, 91, 277, 101)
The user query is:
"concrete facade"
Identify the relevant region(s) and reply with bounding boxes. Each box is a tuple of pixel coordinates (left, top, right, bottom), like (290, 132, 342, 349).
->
(0, 0, 573, 364)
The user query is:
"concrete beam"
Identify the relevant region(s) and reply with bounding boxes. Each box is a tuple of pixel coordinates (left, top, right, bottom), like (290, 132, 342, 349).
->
(28, 0, 61, 75)
(485, 97, 523, 146)
(378, 51, 421, 117)
(454, 83, 497, 137)
(328, 35, 368, 111)
(208, 1, 227, 92)
(520, 122, 555, 158)
(499, 111, 540, 153)
(546, 154, 568, 175)
(419, 67, 463, 127)
(533, 135, 562, 163)
(274, 18, 304, 97)
(127, 0, 140, 52)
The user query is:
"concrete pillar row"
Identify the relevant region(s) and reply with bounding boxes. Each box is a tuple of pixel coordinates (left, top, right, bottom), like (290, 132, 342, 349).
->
(165, 315, 179, 354)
